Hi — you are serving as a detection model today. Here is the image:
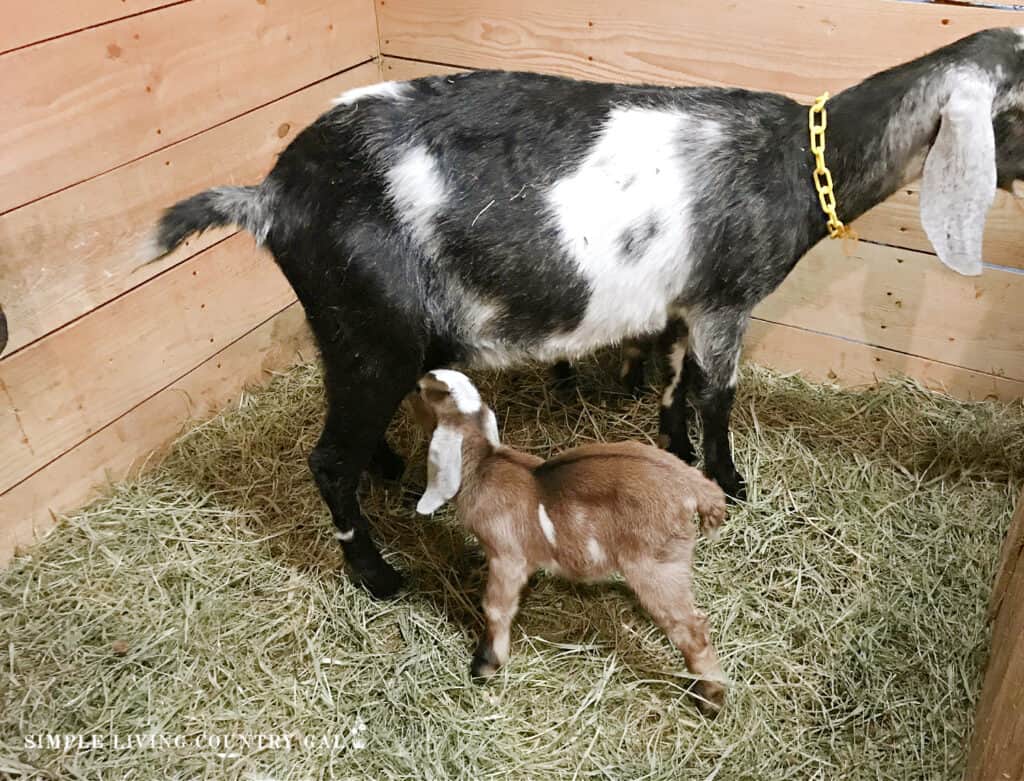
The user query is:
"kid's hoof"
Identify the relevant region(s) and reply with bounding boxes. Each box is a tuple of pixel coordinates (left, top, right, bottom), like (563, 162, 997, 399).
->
(470, 641, 500, 681)
(694, 681, 726, 718)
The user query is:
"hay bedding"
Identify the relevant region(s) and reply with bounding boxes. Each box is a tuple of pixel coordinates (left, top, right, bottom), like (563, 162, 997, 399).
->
(1, 356, 1022, 781)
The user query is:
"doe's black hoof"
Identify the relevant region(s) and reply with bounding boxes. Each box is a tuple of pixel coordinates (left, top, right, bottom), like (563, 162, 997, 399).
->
(550, 361, 577, 394)
(361, 563, 406, 600)
(370, 447, 406, 481)
(664, 436, 698, 466)
(621, 363, 646, 399)
(718, 471, 747, 503)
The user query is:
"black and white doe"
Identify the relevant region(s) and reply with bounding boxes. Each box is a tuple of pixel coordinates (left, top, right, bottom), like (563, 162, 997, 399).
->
(144, 28, 1024, 598)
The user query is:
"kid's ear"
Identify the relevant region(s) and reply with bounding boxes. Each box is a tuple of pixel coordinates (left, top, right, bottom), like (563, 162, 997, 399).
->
(482, 408, 500, 447)
(416, 425, 463, 514)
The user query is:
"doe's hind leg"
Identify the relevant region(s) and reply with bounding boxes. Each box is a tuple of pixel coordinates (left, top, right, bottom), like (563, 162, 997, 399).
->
(307, 328, 425, 599)
(620, 551, 725, 717)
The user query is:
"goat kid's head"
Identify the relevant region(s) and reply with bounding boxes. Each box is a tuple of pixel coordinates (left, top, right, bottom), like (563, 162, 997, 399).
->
(415, 370, 501, 515)
(919, 28, 1024, 276)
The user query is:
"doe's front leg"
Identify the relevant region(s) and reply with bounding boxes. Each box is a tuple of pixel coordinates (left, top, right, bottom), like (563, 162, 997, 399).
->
(471, 556, 531, 680)
(684, 310, 750, 501)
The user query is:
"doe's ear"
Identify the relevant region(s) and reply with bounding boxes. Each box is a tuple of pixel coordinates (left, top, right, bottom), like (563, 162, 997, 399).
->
(416, 425, 463, 514)
(920, 82, 996, 277)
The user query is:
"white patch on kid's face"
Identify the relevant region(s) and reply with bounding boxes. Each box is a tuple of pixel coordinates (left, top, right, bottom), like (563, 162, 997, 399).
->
(539, 108, 719, 359)
(386, 145, 448, 256)
(428, 369, 482, 413)
(586, 537, 606, 564)
(333, 80, 412, 106)
(334, 529, 355, 542)
(537, 503, 557, 546)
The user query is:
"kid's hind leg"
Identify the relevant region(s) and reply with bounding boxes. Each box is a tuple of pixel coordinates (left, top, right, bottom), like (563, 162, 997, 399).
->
(620, 552, 726, 716)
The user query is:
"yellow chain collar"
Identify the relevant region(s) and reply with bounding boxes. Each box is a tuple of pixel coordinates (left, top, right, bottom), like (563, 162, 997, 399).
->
(809, 92, 856, 241)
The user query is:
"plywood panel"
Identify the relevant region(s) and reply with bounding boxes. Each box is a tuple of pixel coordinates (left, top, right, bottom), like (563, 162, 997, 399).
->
(0, 235, 295, 494)
(0, 0, 377, 212)
(0, 61, 378, 357)
(377, 4, 1024, 269)
(377, 0, 1020, 97)
(0, 303, 314, 567)
(380, 55, 464, 81)
(965, 490, 1024, 781)
(743, 319, 1024, 402)
(754, 240, 1024, 382)
(854, 184, 1024, 271)
(0, 1, 175, 54)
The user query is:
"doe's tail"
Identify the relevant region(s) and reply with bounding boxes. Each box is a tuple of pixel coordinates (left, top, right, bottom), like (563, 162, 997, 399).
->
(138, 184, 274, 264)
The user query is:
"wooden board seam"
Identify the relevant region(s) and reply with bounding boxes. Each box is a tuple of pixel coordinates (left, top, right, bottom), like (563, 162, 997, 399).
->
(0, 0, 191, 57)
(0, 231, 240, 363)
(1, 56, 376, 219)
(0, 62, 381, 358)
(0, 297, 301, 504)
(379, 52, 474, 71)
(989, 536, 1024, 620)
(751, 313, 1019, 383)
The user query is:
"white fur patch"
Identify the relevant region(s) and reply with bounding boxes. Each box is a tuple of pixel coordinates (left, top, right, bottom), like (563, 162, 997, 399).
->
(134, 228, 166, 267)
(459, 297, 518, 368)
(334, 529, 355, 542)
(386, 145, 448, 256)
(539, 108, 718, 359)
(333, 80, 412, 106)
(920, 81, 996, 277)
(491, 629, 511, 664)
(482, 408, 501, 447)
(429, 369, 482, 413)
(661, 339, 688, 407)
(417, 425, 464, 514)
(538, 504, 557, 546)
(586, 537, 606, 564)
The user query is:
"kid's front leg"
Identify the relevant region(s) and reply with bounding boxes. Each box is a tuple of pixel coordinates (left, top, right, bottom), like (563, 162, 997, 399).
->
(471, 556, 530, 679)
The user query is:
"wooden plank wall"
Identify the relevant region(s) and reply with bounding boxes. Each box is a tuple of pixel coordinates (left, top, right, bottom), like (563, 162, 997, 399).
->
(0, 0, 381, 563)
(966, 488, 1024, 781)
(378, 0, 1024, 401)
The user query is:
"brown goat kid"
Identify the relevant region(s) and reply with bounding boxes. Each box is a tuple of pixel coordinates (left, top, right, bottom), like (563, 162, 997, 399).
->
(413, 369, 728, 715)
